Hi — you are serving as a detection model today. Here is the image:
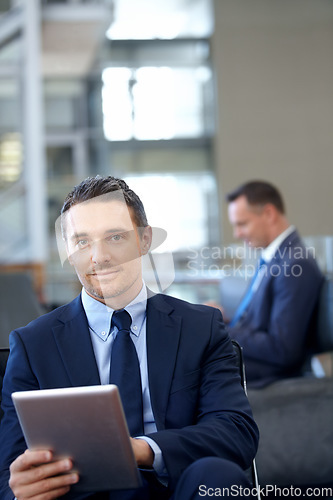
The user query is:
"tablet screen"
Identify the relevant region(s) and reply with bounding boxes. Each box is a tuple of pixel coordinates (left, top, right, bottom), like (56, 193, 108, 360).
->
(12, 384, 141, 492)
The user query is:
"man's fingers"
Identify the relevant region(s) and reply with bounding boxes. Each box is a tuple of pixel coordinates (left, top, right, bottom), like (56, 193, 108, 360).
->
(10, 449, 53, 472)
(12, 475, 78, 500)
(9, 449, 79, 499)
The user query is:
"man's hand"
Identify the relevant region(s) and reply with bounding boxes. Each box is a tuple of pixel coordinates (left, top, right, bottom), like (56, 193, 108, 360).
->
(9, 449, 79, 500)
(130, 438, 154, 468)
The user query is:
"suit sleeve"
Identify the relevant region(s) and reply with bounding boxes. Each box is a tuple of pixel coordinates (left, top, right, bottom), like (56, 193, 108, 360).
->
(147, 308, 259, 489)
(230, 257, 323, 377)
(0, 331, 38, 500)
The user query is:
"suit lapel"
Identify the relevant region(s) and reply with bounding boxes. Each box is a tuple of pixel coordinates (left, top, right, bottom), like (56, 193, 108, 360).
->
(146, 294, 181, 430)
(52, 296, 101, 387)
(270, 229, 300, 264)
(51, 293, 182, 427)
(252, 230, 301, 300)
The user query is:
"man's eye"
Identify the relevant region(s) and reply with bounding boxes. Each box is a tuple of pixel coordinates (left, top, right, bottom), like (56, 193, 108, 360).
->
(77, 239, 89, 248)
(110, 234, 122, 242)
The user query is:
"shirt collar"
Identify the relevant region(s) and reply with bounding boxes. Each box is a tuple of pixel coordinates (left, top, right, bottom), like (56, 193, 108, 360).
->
(122, 285, 147, 337)
(81, 284, 147, 340)
(261, 225, 295, 263)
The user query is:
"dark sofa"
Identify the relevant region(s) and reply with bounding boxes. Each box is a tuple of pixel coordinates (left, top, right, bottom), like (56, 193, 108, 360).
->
(246, 274, 333, 489)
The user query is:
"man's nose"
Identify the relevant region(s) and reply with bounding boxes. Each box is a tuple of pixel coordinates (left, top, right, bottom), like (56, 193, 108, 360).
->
(91, 240, 112, 264)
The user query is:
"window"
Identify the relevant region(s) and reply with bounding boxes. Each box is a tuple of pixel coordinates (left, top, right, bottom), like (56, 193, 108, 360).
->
(124, 173, 217, 253)
(107, 0, 214, 41)
(102, 65, 213, 141)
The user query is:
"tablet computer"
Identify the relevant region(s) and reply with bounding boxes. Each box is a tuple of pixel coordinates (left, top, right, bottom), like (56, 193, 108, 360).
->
(12, 384, 142, 492)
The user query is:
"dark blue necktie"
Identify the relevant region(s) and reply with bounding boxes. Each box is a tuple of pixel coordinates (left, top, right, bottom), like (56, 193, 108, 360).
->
(109, 310, 144, 437)
(229, 257, 266, 327)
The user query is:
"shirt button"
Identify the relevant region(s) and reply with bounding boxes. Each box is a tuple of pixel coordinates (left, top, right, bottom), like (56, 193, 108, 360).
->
(101, 331, 106, 336)
(133, 325, 138, 331)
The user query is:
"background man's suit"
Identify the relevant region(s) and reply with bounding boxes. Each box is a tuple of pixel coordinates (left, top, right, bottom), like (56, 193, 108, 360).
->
(229, 230, 323, 387)
(0, 292, 258, 500)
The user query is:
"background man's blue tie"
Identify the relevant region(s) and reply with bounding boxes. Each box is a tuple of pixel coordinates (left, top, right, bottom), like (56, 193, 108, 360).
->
(109, 310, 144, 437)
(229, 257, 266, 327)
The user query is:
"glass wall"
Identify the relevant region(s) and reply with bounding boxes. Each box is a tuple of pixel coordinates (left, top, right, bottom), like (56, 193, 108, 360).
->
(43, 0, 219, 306)
(0, 4, 27, 262)
(0, 0, 220, 306)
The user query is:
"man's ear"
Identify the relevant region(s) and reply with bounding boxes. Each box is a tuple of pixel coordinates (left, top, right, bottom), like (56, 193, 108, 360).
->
(263, 203, 279, 223)
(140, 226, 152, 256)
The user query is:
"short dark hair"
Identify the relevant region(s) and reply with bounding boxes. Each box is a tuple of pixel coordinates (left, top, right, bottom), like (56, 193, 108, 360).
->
(226, 180, 285, 214)
(61, 175, 149, 229)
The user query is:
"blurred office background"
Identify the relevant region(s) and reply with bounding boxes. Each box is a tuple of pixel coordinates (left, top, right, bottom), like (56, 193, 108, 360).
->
(0, 0, 332, 312)
(1, 1, 333, 491)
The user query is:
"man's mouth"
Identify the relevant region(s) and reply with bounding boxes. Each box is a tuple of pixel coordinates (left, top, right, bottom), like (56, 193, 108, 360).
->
(89, 268, 119, 277)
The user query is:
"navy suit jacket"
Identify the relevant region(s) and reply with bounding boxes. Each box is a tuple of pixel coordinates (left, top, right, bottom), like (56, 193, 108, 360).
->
(0, 292, 258, 500)
(230, 230, 324, 387)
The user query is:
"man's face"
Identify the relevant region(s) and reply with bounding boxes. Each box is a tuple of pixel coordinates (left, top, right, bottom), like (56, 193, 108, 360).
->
(63, 198, 151, 308)
(228, 195, 271, 249)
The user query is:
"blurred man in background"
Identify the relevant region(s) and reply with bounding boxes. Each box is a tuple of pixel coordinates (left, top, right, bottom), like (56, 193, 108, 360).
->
(226, 180, 323, 388)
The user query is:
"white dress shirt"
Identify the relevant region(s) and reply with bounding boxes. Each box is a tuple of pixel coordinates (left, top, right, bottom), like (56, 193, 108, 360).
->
(81, 285, 166, 476)
(252, 225, 296, 293)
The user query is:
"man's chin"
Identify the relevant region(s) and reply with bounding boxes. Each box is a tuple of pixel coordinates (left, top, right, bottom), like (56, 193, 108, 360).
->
(87, 287, 119, 301)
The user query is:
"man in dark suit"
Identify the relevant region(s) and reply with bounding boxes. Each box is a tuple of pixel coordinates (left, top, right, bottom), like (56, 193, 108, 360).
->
(0, 176, 258, 500)
(226, 180, 323, 388)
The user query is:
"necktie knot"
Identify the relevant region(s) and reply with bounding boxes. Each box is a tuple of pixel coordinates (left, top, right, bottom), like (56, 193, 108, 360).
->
(111, 310, 132, 333)
(259, 257, 266, 268)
